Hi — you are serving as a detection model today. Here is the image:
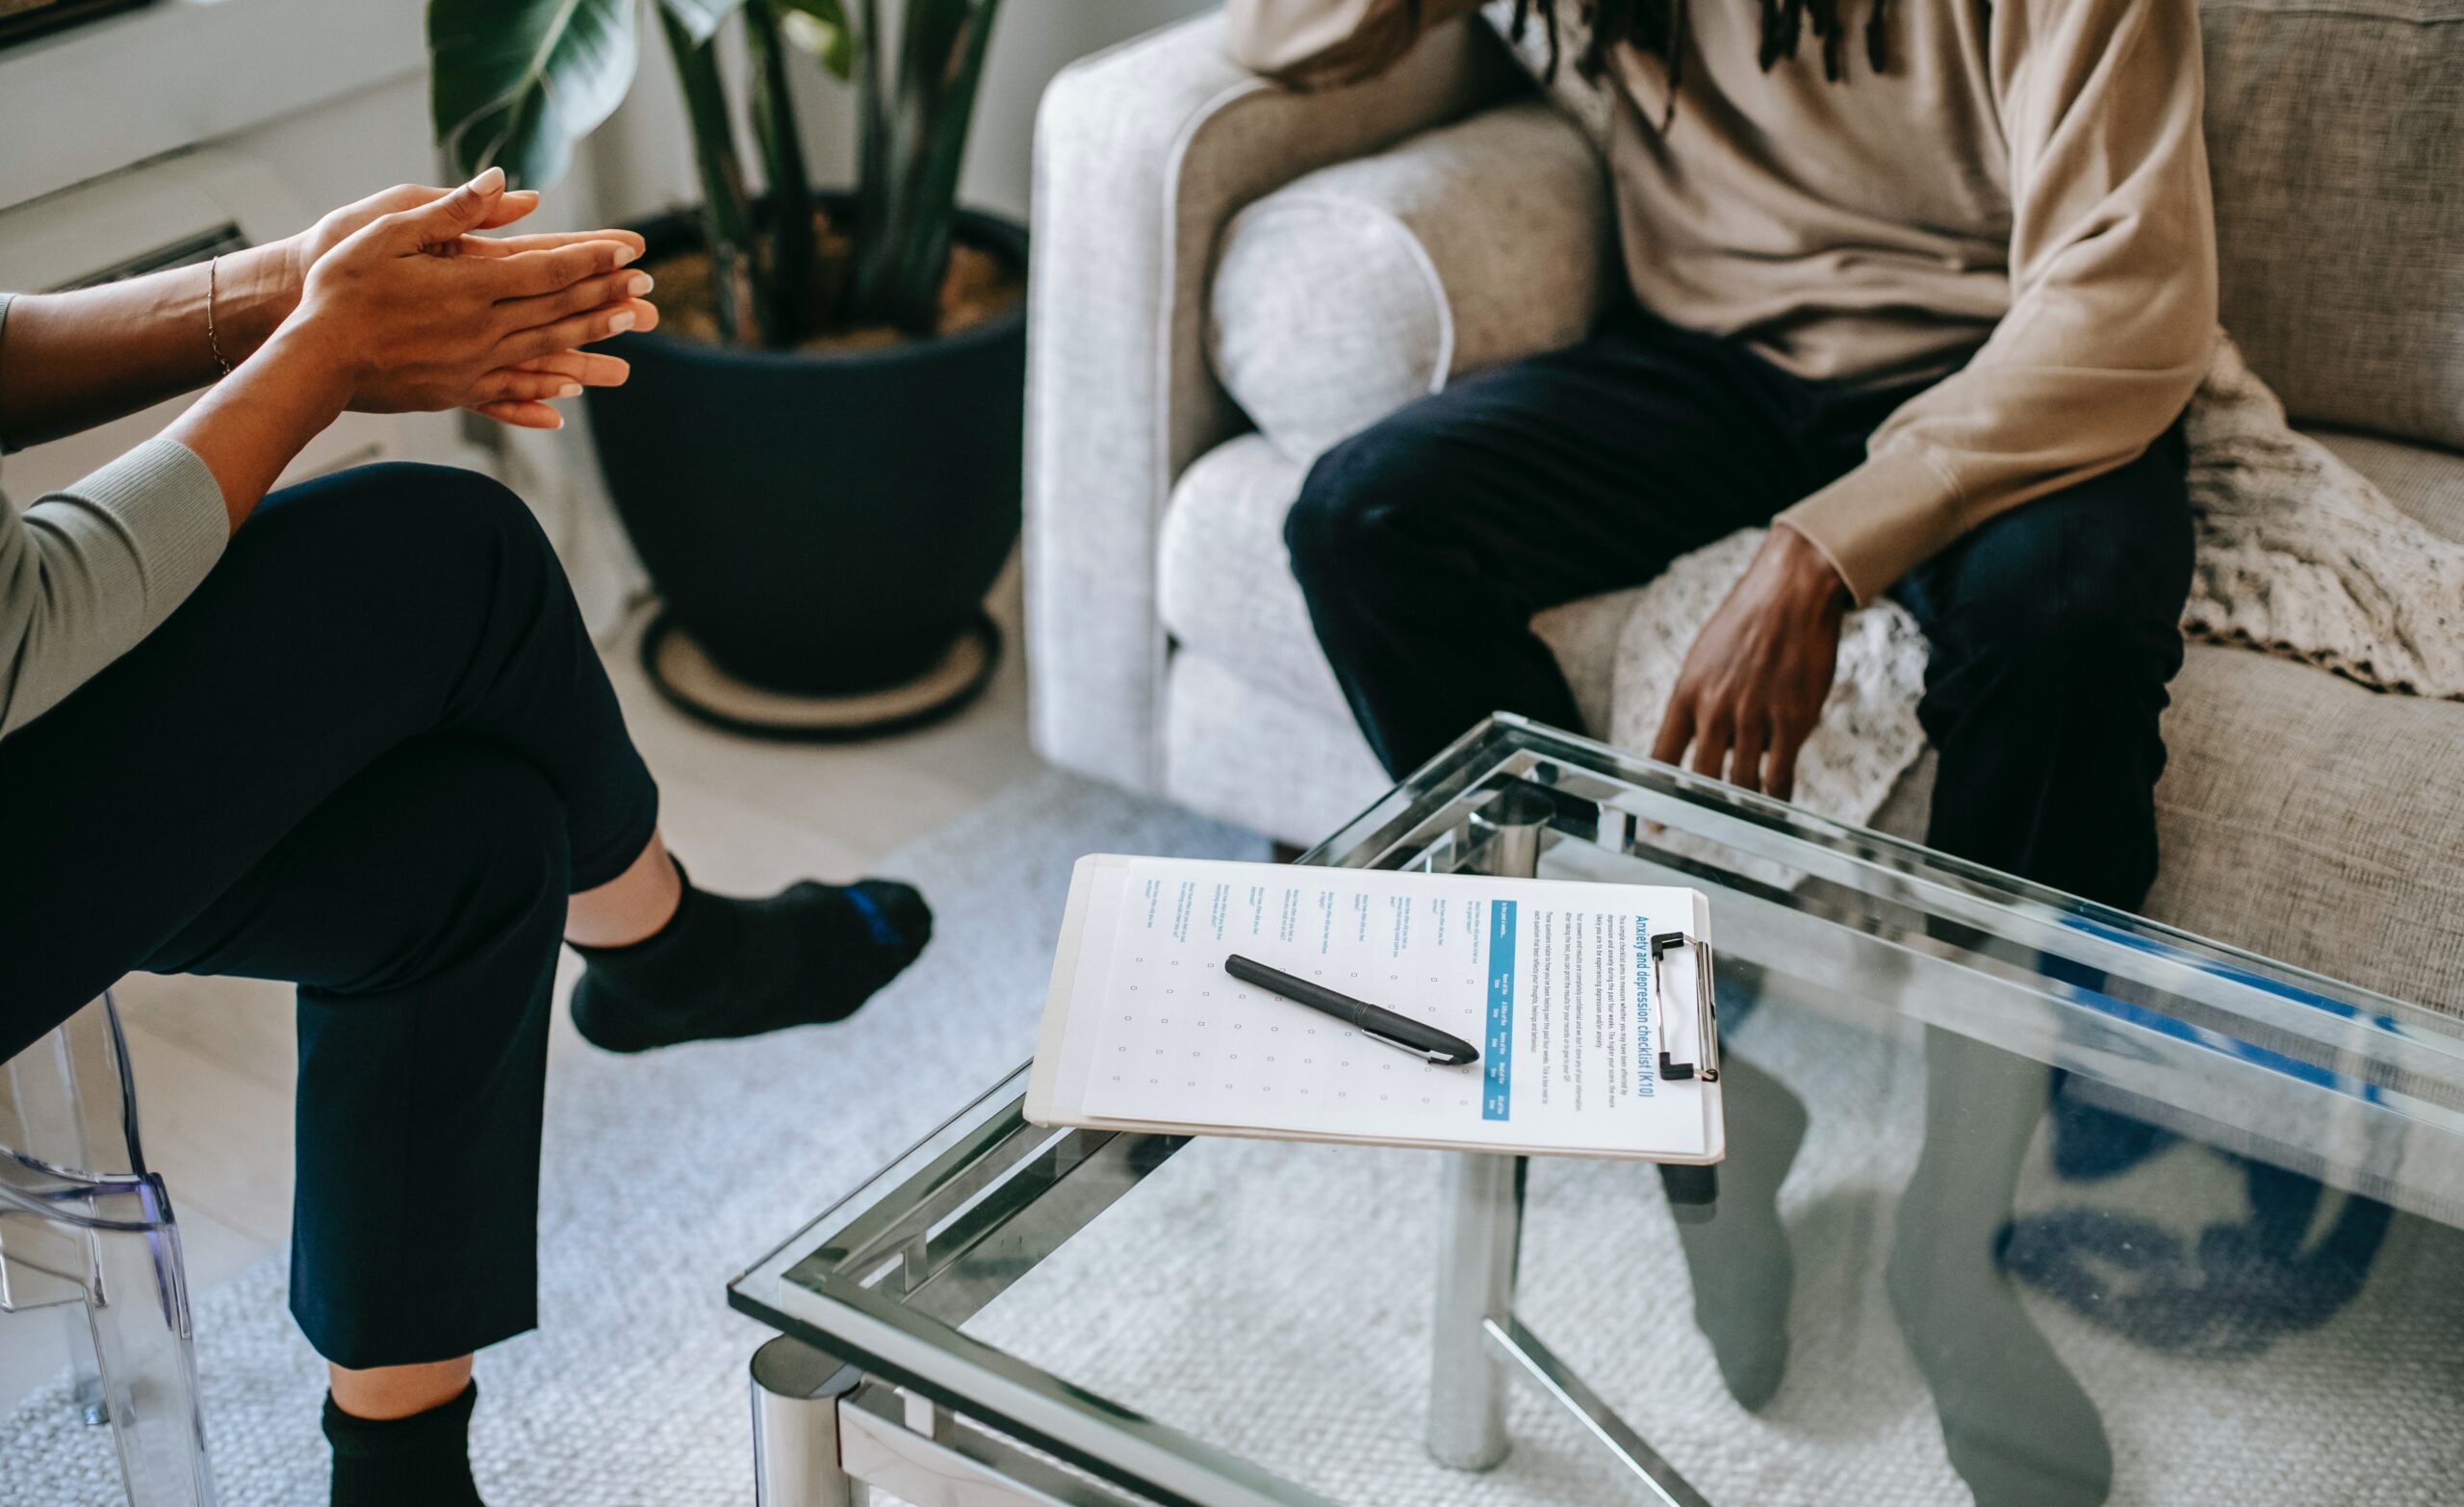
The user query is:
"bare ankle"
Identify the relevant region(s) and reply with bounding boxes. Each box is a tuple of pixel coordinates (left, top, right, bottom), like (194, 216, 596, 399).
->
(328, 1355, 473, 1420)
(566, 831, 683, 948)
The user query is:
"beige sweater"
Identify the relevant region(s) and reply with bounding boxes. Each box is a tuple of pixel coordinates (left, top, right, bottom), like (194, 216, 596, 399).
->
(1227, 0, 2220, 602)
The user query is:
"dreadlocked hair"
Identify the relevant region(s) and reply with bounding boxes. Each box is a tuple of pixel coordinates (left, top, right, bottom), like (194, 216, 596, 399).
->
(1507, 0, 1890, 122)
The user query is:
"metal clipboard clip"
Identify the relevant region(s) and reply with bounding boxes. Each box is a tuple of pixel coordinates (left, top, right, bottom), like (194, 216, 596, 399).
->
(1649, 931, 1719, 1084)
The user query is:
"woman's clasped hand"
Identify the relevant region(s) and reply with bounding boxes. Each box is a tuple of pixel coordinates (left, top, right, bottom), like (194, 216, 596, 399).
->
(270, 166, 659, 431)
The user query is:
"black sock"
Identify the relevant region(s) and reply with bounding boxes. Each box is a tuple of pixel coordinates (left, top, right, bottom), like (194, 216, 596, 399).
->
(568, 862, 932, 1053)
(323, 1382, 486, 1507)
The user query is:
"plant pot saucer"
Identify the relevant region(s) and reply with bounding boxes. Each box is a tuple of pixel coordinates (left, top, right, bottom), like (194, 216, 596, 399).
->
(639, 608, 1001, 744)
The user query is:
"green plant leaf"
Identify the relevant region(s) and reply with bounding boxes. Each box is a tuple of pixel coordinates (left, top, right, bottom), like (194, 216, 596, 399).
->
(655, 0, 748, 43)
(773, 0, 855, 79)
(658, 6, 772, 345)
(849, 0, 1002, 332)
(429, 0, 640, 191)
(747, 1, 820, 342)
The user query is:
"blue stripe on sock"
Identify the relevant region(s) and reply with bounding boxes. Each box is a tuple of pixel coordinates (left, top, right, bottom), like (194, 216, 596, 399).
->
(843, 884, 902, 949)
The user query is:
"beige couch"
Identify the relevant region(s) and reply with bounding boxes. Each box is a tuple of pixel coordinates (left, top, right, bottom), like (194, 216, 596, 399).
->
(1023, 5, 2464, 1008)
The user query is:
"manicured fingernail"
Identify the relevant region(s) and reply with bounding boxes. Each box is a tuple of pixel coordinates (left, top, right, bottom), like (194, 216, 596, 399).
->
(626, 272, 653, 296)
(607, 310, 637, 333)
(611, 243, 639, 266)
(556, 381, 583, 397)
(473, 166, 505, 194)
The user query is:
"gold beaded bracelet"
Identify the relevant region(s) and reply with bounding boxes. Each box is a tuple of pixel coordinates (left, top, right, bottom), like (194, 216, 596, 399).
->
(205, 254, 234, 377)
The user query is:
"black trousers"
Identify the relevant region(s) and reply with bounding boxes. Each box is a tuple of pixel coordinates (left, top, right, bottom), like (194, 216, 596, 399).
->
(0, 463, 659, 1368)
(1287, 305, 2195, 910)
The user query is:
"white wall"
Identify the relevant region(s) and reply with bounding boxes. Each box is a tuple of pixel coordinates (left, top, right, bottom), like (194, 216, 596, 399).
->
(962, 0, 1220, 220)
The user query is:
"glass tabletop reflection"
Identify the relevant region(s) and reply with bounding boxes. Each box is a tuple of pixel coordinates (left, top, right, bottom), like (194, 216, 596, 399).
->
(733, 715, 2464, 1507)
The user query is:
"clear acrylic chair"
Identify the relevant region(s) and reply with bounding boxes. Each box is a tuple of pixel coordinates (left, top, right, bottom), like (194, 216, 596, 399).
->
(0, 989, 216, 1506)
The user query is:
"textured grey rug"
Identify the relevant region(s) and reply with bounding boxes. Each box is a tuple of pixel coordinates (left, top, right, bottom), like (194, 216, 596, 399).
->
(10, 770, 2461, 1506)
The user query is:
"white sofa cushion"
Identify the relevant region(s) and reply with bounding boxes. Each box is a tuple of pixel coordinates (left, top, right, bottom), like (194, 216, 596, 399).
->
(1156, 436, 1346, 711)
(1159, 433, 1641, 735)
(1163, 650, 1392, 846)
(1205, 99, 1608, 462)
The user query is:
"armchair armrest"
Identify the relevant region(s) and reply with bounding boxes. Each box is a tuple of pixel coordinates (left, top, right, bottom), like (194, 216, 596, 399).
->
(1209, 97, 1610, 462)
(1025, 12, 1522, 794)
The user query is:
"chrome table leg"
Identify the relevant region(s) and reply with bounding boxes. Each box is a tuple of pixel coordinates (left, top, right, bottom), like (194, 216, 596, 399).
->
(751, 1335, 863, 1507)
(1426, 1151, 1527, 1469)
(1426, 779, 1549, 1471)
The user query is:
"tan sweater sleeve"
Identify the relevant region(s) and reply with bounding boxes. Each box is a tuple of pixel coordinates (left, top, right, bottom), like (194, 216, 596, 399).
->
(1778, 0, 2218, 605)
(1226, 0, 1485, 87)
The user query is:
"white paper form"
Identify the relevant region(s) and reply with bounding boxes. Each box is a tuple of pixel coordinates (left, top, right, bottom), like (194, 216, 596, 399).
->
(1075, 856, 1713, 1158)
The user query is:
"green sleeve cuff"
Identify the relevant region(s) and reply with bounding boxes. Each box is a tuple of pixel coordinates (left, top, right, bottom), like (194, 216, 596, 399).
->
(60, 438, 232, 606)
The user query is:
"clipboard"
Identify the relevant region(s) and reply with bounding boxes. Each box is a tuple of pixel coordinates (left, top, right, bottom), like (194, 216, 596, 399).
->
(1650, 931, 1719, 1084)
(1027, 856, 1727, 1164)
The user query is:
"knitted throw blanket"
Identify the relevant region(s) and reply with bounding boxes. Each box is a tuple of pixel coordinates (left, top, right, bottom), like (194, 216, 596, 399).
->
(1605, 335, 2464, 830)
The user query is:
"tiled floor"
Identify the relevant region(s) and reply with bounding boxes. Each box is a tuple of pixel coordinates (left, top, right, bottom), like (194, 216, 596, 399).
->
(1, 563, 1041, 1412)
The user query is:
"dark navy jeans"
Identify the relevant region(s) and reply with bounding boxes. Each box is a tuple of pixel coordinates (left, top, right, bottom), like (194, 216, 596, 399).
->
(0, 463, 659, 1368)
(1285, 302, 2194, 912)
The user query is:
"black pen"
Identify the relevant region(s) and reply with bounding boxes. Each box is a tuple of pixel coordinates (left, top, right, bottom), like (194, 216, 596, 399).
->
(1222, 954, 1480, 1067)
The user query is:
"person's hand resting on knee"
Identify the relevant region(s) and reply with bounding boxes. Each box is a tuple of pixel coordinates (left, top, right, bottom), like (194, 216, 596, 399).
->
(1651, 524, 1852, 801)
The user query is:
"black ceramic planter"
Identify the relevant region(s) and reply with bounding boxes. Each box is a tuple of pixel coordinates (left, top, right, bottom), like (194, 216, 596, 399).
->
(581, 203, 1025, 735)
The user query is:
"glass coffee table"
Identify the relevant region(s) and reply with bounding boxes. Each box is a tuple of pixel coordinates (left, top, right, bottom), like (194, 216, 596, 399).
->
(732, 715, 2464, 1507)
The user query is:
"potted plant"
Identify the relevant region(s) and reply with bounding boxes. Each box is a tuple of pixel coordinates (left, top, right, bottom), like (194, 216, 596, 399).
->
(427, 0, 1021, 737)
